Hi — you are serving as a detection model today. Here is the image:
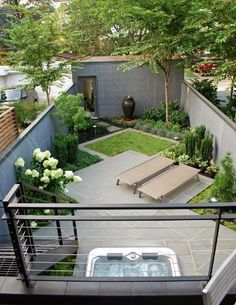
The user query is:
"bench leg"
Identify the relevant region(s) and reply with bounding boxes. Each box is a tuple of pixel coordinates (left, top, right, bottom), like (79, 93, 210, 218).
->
(196, 175, 200, 182)
(139, 191, 142, 198)
(116, 179, 120, 185)
(133, 184, 138, 194)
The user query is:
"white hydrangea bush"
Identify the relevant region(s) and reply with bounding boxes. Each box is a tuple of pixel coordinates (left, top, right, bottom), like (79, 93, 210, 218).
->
(15, 148, 82, 194)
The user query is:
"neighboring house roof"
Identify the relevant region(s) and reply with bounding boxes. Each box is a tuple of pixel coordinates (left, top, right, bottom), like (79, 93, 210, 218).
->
(56, 54, 132, 63)
(80, 56, 131, 63)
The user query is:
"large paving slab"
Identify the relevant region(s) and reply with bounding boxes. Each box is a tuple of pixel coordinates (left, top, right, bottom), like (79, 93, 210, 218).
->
(67, 149, 212, 204)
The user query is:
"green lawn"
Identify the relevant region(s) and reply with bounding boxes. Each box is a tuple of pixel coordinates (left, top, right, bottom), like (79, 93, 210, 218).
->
(86, 130, 173, 156)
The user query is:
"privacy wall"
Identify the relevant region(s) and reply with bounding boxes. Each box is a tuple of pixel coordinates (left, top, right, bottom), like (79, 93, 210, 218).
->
(72, 57, 184, 118)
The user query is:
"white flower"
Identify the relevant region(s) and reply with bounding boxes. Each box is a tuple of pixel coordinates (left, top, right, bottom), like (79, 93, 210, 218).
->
(64, 188, 69, 193)
(33, 148, 41, 157)
(44, 169, 51, 177)
(25, 169, 32, 176)
(44, 150, 51, 159)
(56, 168, 63, 178)
(15, 157, 25, 168)
(40, 176, 50, 184)
(48, 157, 58, 169)
(35, 152, 45, 162)
(31, 170, 40, 178)
(74, 175, 82, 183)
(50, 170, 57, 179)
(64, 171, 74, 180)
(31, 221, 38, 228)
(43, 160, 49, 168)
(59, 181, 64, 186)
(44, 209, 50, 215)
(39, 186, 44, 190)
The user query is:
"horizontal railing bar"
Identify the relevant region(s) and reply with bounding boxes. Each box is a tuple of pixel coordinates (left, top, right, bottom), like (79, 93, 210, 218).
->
(2, 184, 21, 204)
(29, 275, 209, 282)
(21, 182, 73, 202)
(9, 215, 221, 221)
(7, 202, 236, 209)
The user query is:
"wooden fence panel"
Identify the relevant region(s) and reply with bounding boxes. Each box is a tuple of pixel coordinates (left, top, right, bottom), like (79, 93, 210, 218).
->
(0, 107, 19, 153)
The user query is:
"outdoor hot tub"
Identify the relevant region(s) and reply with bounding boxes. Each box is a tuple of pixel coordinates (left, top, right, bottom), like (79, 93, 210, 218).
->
(85, 247, 181, 277)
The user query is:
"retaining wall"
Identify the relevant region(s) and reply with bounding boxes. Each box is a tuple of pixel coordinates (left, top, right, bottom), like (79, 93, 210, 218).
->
(181, 80, 236, 162)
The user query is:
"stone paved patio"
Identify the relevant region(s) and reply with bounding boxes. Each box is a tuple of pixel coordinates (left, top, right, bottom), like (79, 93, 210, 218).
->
(33, 132, 236, 280)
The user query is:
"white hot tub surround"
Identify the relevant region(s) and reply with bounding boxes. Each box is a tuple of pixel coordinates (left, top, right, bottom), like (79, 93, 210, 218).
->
(85, 247, 181, 277)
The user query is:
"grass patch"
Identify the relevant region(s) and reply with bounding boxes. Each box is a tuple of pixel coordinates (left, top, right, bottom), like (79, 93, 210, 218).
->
(63, 149, 103, 171)
(86, 130, 173, 156)
(40, 255, 77, 276)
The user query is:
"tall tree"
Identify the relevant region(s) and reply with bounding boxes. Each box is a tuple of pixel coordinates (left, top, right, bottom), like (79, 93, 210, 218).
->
(208, 0, 236, 99)
(66, 0, 202, 122)
(7, 6, 67, 104)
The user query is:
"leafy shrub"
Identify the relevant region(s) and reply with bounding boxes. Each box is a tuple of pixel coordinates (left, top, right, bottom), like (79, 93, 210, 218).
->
(67, 134, 78, 164)
(210, 153, 236, 202)
(54, 134, 79, 165)
(200, 133, 213, 161)
(54, 135, 68, 167)
(54, 93, 92, 132)
(195, 125, 206, 150)
(13, 101, 47, 128)
(192, 79, 219, 106)
(142, 101, 189, 128)
(63, 149, 102, 171)
(185, 132, 196, 158)
(169, 109, 189, 128)
(134, 119, 184, 140)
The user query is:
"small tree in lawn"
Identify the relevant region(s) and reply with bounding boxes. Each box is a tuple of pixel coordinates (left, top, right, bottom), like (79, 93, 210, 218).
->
(7, 6, 67, 105)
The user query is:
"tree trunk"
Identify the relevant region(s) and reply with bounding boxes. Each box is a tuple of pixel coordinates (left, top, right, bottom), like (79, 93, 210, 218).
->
(46, 89, 50, 105)
(230, 75, 235, 100)
(164, 74, 170, 123)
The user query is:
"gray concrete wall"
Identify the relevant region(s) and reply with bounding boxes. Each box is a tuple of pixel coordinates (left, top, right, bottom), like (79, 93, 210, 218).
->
(0, 105, 64, 241)
(181, 80, 236, 163)
(73, 61, 184, 118)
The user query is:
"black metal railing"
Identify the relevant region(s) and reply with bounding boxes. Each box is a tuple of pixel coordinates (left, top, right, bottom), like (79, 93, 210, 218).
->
(2, 183, 236, 288)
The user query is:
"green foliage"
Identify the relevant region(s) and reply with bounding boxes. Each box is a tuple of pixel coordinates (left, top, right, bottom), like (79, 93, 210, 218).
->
(40, 255, 76, 276)
(63, 149, 103, 172)
(54, 135, 68, 167)
(142, 102, 189, 129)
(7, 6, 67, 104)
(195, 125, 206, 151)
(210, 153, 236, 202)
(192, 79, 219, 106)
(134, 119, 185, 140)
(185, 132, 196, 158)
(15, 148, 82, 195)
(13, 101, 47, 129)
(54, 134, 78, 165)
(200, 133, 213, 161)
(54, 93, 92, 132)
(67, 134, 79, 164)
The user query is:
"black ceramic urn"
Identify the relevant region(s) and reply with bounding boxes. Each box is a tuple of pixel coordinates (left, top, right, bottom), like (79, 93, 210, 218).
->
(122, 96, 135, 119)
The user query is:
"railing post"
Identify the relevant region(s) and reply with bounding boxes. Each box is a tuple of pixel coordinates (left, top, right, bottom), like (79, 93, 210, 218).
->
(71, 209, 78, 241)
(208, 208, 222, 279)
(3, 200, 31, 287)
(52, 195, 63, 245)
(19, 183, 36, 261)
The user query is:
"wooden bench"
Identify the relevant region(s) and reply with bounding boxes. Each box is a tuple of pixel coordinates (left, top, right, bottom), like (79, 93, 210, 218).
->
(137, 164, 200, 202)
(116, 156, 174, 193)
